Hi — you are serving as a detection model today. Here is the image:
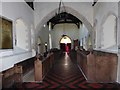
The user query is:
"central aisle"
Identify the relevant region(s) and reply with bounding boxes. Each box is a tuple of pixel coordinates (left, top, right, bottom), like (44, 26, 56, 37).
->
(19, 52, 119, 89)
(43, 52, 84, 88)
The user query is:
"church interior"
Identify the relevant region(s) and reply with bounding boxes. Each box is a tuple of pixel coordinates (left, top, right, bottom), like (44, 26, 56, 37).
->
(0, 0, 120, 89)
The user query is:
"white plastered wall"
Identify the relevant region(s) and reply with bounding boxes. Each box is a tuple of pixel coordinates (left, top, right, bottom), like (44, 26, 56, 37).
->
(51, 24, 79, 49)
(0, 2, 35, 72)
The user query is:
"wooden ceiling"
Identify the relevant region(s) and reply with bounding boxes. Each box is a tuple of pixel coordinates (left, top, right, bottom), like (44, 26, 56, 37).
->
(47, 12, 82, 29)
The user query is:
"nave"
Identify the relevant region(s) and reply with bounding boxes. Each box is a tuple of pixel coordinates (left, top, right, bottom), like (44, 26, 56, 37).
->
(1, 1, 120, 90)
(15, 52, 120, 89)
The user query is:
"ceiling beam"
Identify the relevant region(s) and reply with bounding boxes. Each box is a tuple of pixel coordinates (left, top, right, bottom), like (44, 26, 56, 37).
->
(47, 12, 81, 29)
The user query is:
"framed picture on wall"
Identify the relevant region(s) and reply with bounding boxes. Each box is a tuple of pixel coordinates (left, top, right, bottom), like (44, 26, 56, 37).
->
(0, 16, 13, 49)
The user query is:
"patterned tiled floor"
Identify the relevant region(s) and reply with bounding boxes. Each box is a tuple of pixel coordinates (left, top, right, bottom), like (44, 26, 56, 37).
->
(16, 52, 120, 89)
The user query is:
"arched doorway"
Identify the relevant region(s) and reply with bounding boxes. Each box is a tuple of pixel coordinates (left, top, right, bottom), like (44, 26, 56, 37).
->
(60, 35, 72, 53)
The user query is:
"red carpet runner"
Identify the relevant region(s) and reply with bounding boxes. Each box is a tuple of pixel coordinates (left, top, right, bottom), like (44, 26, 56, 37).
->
(16, 52, 120, 89)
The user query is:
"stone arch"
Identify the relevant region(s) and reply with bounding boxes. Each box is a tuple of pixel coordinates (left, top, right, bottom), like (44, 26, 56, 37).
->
(35, 6, 93, 49)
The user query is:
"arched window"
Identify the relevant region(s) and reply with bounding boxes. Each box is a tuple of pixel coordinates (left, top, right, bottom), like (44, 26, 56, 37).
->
(60, 35, 72, 44)
(101, 14, 117, 49)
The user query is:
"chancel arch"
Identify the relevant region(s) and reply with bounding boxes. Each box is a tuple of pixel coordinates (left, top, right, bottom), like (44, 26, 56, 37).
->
(35, 6, 93, 50)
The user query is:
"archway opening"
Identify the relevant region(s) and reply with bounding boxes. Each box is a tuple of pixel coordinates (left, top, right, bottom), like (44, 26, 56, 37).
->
(35, 6, 93, 53)
(60, 35, 72, 53)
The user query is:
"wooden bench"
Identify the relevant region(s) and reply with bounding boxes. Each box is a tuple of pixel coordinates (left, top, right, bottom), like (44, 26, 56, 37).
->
(1, 57, 35, 88)
(77, 50, 118, 83)
(15, 57, 35, 77)
(34, 53, 54, 82)
(1, 65, 22, 88)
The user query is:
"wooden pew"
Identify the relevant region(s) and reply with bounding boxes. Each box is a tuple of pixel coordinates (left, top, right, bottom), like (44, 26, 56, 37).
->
(77, 50, 118, 83)
(15, 57, 35, 77)
(1, 57, 35, 89)
(91, 51, 117, 83)
(34, 53, 54, 82)
(2, 65, 22, 88)
(0, 73, 2, 90)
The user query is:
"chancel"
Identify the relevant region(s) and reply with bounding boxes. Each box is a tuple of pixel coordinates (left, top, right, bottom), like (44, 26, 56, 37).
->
(1, 0, 120, 89)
